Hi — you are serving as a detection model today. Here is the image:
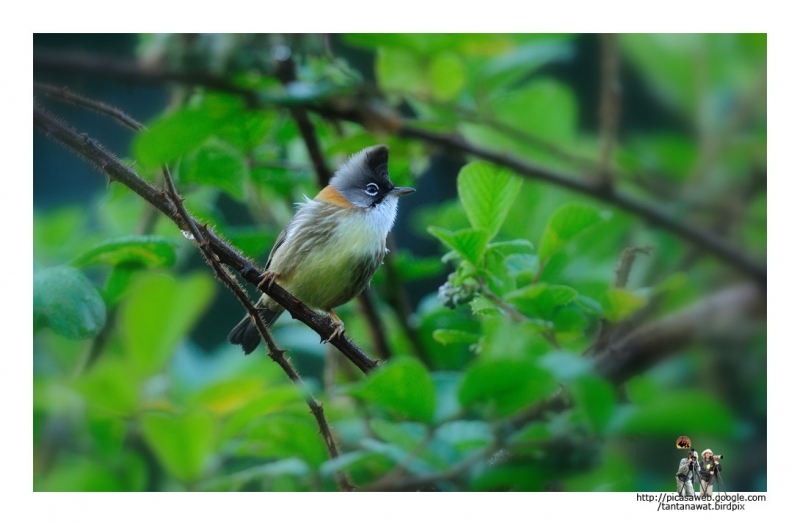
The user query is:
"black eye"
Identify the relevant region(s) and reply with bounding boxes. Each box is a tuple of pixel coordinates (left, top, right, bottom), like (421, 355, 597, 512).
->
(365, 183, 379, 196)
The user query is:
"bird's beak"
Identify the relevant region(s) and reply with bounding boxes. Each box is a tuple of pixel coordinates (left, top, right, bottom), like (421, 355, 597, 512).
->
(390, 187, 415, 197)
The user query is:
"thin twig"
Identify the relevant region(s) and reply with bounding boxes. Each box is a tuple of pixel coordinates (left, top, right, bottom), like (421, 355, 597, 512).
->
(614, 245, 654, 289)
(33, 104, 379, 374)
(597, 33, 620, 188)
(34, 82, 146, 132)
(160, 165, 353, 491)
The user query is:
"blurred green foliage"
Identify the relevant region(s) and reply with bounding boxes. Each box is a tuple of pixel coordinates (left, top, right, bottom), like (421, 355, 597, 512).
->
(33, 33, 766, 492)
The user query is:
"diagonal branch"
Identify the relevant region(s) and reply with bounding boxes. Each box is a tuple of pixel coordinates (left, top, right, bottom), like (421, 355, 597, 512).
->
(33, 103, 379, 374)
(160, 164, 353, 491)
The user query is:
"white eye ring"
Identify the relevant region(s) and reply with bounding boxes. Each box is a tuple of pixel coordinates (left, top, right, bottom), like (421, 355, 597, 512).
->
(365, 183, 379, 196)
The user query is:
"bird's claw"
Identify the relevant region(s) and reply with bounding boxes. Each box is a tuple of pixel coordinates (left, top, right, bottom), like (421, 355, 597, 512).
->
(258, 271, 279, 290)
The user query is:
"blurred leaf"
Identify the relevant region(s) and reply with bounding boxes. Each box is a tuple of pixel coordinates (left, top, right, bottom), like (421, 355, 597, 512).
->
(140, 409, 216, 483)
(376, 47, 424, 96)
(370, 420, 448, 469)
(509, 421, 551, 448)
(432, 371, 463, 423)
(621, 134, 699, 180)
(433, 329, 481, 346)
(35, 457, 126, 492)
(457, 162, 522, 240)
(429, 52, 466, 101)
(459, 359, 558, 417)
(180, 139, 248, 201)
(121, 272, 215, 375)
(104, 263, 138, 305)
(349, 356, 436, 423)
(505, 283, 578, 320)
(482, 39, 575, 88)
(34, 266, 106, 340)
(239, 413, 328, 467)
(222, 387, 306, 441)
(75, 358, 139, 415)
(192, 377, 267, 415)
(482, 78, 578, 144)
(320, 450, 394, 485)
(134, 95, 244, 166)
(602, 288, 647, 323)
(393, 251, 445, 282)
(626, 376, 659, 406)
(571, 375, 616, 435)
(428, 226, 490, 267)
(618, 390, 736, 436)
(538, 351, 593, 382)
(435, 420, 492, 455)
(538, 204, 603, 261)
(619, 34, 699, 114)
(70, 235, 178, 269)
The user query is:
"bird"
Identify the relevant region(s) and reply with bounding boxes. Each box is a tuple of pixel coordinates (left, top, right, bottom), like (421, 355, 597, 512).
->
(228, 144, 414, 354)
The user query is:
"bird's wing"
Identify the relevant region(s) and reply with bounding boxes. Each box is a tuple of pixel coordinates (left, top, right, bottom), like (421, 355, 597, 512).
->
(265, 219, 293, 270)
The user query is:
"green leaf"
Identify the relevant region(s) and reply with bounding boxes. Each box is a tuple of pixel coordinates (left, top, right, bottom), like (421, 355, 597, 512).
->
(133, 95, 244, 167)
(179, 139, 248, 201)
(34, 457, 127, 491)
(34, 266, 106, 340)
(238, 413, 328, 468)
(505, 283, 578, 320)
(349, 356, 436, 423)
(428, 226, 490, 266)
(376, 47, 425, 95)
(457, 162, 522, 240)
(619, 34, 699, 115)
(428, 52, 466, 101)
(504, 253, 538, 280)
(140, 410, 216, 483)
(618, 390, 736, 437)
(538, 204, 603, 261)
(571, 375, 616, 435)
(537, 351, 593, 382)
(70, 235, 178, 269)
(458, 359, 558, 417)
(433, 329, 481, 346)
(491, 78, 578, 144)
(469, 295, 500, 316)
(121, 273, 215, 375)
(370, 420, 448, 469)
(509, 421, 550, 447)
(75, 358, 139, 415)
(104, 264, 138, 305)
(602, 288, 647, 322)
(191, 377, 267, 416)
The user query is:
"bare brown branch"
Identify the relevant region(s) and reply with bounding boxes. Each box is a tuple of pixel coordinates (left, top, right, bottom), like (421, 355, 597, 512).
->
(160, 165, 353, 491)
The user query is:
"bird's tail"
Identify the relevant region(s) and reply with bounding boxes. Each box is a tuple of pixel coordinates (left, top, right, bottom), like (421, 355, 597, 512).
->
(228, 304, 284, 355)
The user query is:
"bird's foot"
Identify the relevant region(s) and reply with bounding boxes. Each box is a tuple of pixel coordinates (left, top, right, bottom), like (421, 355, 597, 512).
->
(323, 309, 345, 343)
(258, 270, 280, 291)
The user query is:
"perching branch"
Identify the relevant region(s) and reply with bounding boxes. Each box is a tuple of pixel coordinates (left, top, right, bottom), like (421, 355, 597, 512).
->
(33, 49, 766, 284)
(33, 103, 378, 374)
(160, 165, 353, 491)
